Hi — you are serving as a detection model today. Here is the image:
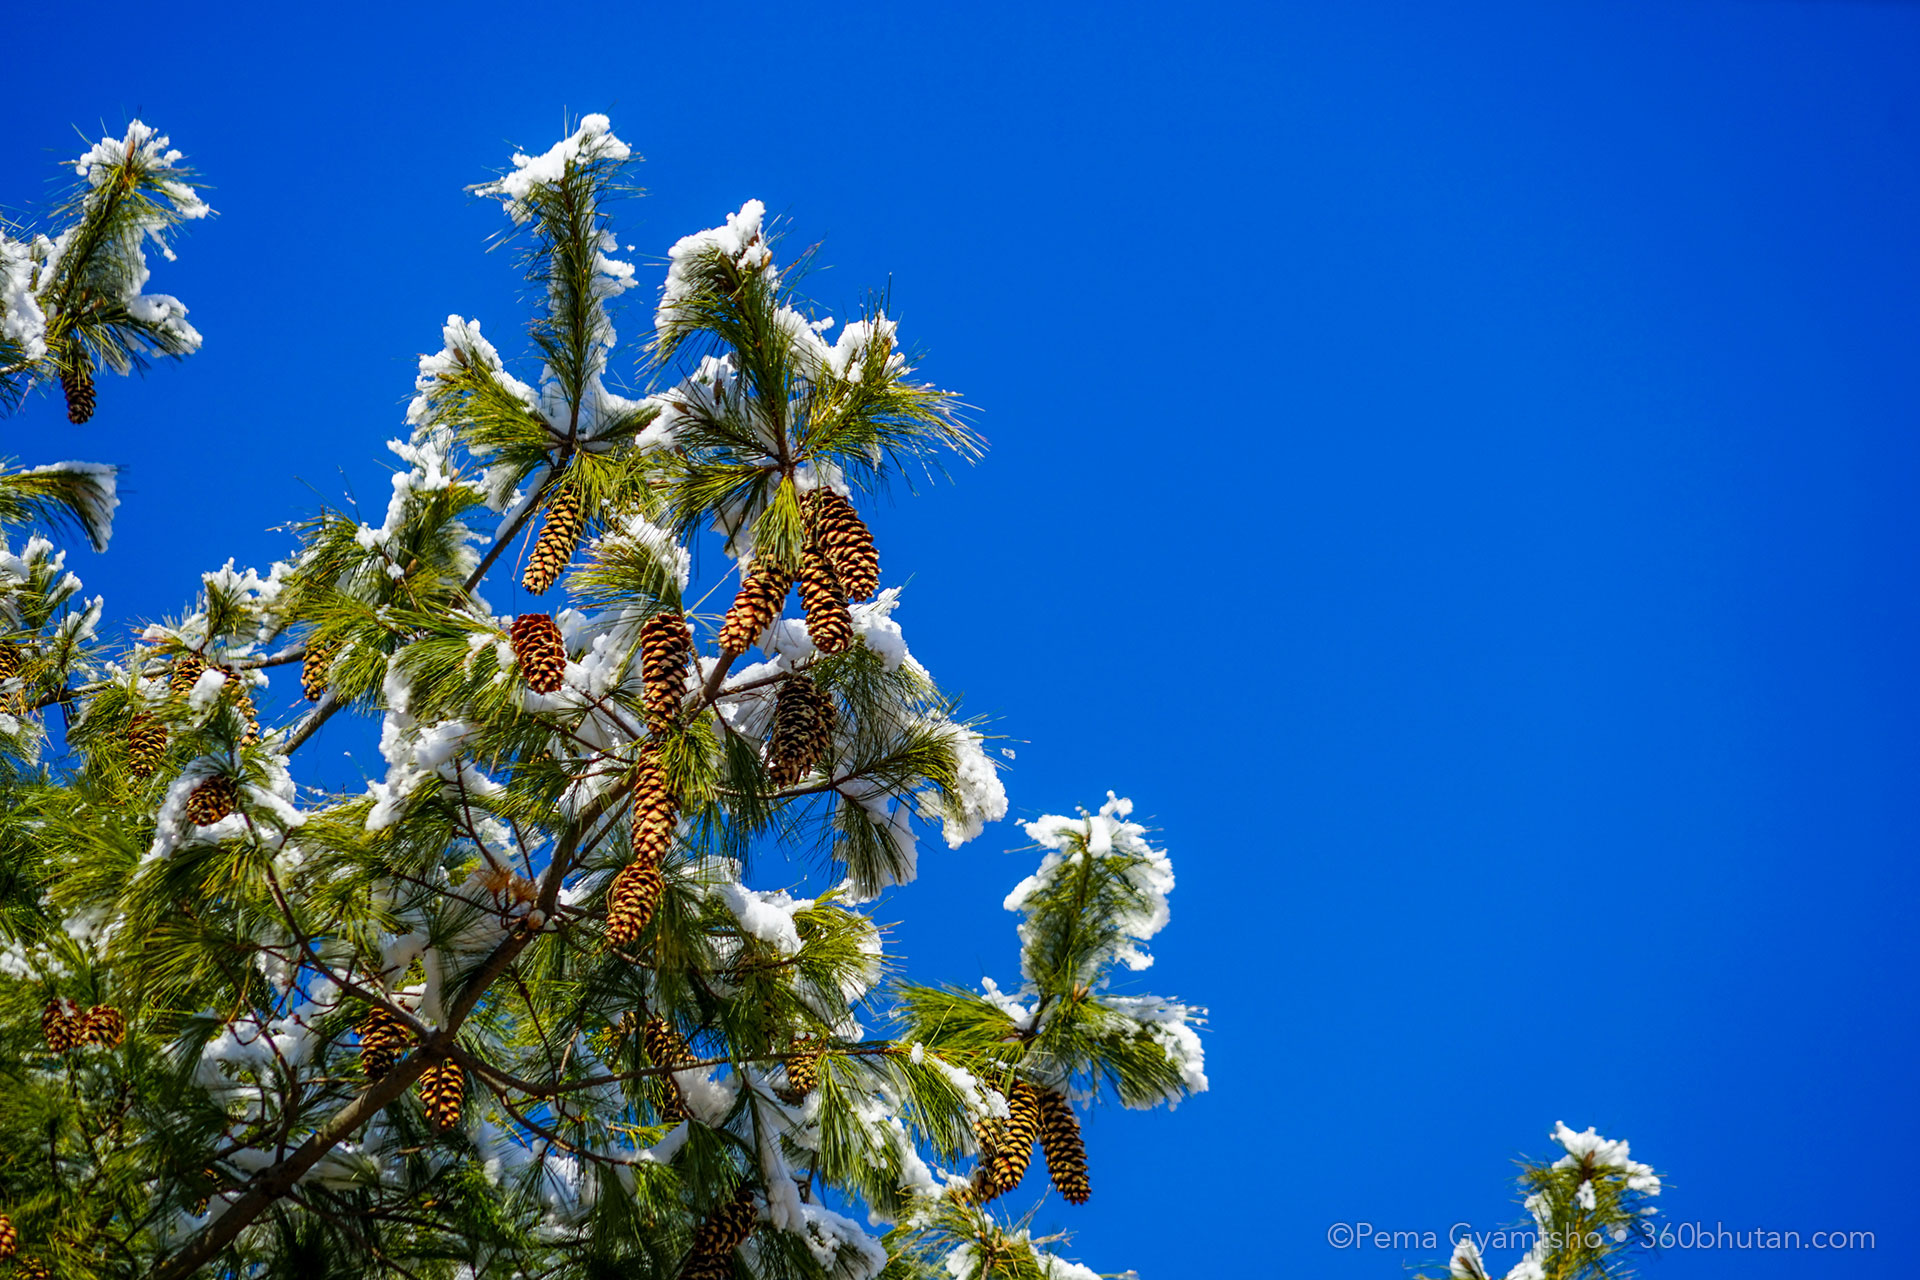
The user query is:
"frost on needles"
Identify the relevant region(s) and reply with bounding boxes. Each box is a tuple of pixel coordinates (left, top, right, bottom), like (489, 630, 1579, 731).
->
(0, 115, 1206, 1280)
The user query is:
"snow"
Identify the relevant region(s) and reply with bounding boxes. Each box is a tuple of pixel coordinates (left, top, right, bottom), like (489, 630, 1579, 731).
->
(0, 231, 47, 363)
(923, 722, 1007, 850)
(21, 463, 124, 551)
(714, 882, 811, 955)
(1012, 793, 1172, 972)
(476, 115, 632, 224)
(1102, 995, 1209, 1105)
(1549, 1122, 1661, 1195)
(656, 199, 778, 336)
(1450, 1238, 1489, 1280)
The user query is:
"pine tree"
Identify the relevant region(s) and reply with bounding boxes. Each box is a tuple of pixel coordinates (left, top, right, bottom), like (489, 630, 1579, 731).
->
(0, 115, 1212, 1280)
(1424, 1124, 1665, 1280)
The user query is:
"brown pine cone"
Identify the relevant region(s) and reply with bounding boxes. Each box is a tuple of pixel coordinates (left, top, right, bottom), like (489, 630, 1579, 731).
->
(689, 1183, 759, 1260)
(639, 610, 693, 724)
(79, 1005, 127, 1048)
(300, 636, 336, 702)
(630, 748, 678, 865)
(168, 653, 208, 696)
(974, 1081, 1041, 1200)
(804, 490, 880, 601)
(0, 640, 22, 715)
(0, 1213, 15, 1260)
(61, 354, 96, 424)
(126, 713, 168, 779)
(766, 674, 834, 789)
(777, 1043, 823, 1102)
(510, 613, 567, 694)
(605, 860, 663, 948)
(1036, 1088, 1091, 1204)
(228, 678, 261, 745)
(417, 1058, 465, 1131)
(643, 1016, 693, 1123)
(41, 1000, 80, 1055)
(184, 774, 239, 826)
(15, 1257, 52, 1280)
(797, 542, 852, 654)
(522, 482, 583, 595)
(716, 560, 793, 654)
(359, 1005, 411, 1081)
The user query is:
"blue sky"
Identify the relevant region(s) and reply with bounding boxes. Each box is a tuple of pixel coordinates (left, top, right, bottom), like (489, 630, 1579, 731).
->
(6, 2, 1918, 1276)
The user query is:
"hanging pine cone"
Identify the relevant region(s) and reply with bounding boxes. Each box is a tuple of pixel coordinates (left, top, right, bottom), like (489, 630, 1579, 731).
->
(974, 1082, 1041, 1200)
(61, 352, 95, 424)
(797, 541, 853, 654)
(79, 1005, 127, 1048)
(417, 1058, 465, 1131)
(777, 1043, 823, 1103)
(716, 560, 793, 654)
(41, 1000, 80, 1055)
(0, 640, 23, 715)
(359, 1005, 410, 1081)
(630, 748, 678, 865)
(766, 674, 834, 788)
(643, 1016, 693, 1123)
(804, 490, 880, 601)
(687, 1184, 759, 1266)
(168, 653, 209, 697)
(1037, 1088, 1090, 1204)
(509, 613, 567, 694)
(15, 1258, 52, 1280)
(0, 1213, 14, 1260)
(300, 637, 336, 701)
(126, 713, 167, 779)
(639, 610, 693, 724)
(184, 774, 238, 826)
(521, 482, 584, 594)
(606, 860, 663, 948)
(228, 678, 261, 745)
(189, 1168, 218, 1217)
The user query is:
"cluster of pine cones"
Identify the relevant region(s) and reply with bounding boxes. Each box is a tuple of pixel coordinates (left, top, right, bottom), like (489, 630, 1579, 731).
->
(357, 1004, 464, 1130)
(968, 1081, 1091, 1205)
(678, 1185, 758, 1280)
(41, 999, 126, 1053)
(718, 490, 880, 657)
(607, 749, 674, 947)
(126, 653, 262, 815)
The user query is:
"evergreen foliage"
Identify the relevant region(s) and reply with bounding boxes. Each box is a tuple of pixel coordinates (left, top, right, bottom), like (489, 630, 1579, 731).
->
(0, 115, 1208, 1280)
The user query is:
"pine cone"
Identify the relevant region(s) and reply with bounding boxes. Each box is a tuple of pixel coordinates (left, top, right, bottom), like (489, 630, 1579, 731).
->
(777, 1044, 823, 1102)
(0, 1213, 15, 1260)
(630, 748, 678, 865)
(766, 674, 834, 789)
(797, 541, 853, 654)
(126, 713, 167, 779)
(184, 774, 238, 826)
(522, 482, 583, 595)
(79, 1005, 127, 1048)
(359, 1005, 410, 1081)
(643, 1016, 693, 1123)
(301, 637, 336, 702)
(1037, 1088, 1090, 1204)
(168, 654, 208, 697)
(688, 1184, 759, 1262)
(417, 1058, 465, 1131)
(804, 490, 880, 601)
(0, 639, 23, 715)
(41, 1000, 79, 1055)
(15, 1258, 52, 1280)
(639, 610, 693, 724)
(61, 355, 95, 424)
(606, 860, 663, 948)
(974, 1082, 1041, 1200)
(228, 678, 260, 745)
(717, 560, 793, 654)
(510, 613, 567, 694)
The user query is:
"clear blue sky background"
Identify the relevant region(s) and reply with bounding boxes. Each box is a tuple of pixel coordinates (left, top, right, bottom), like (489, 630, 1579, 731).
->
(5, 2, 1917, 1277)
